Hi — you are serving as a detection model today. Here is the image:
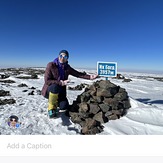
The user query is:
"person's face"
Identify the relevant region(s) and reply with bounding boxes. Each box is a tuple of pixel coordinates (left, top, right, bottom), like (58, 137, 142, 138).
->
(10, 118, 17, 127)
(58, 53, 68, 63)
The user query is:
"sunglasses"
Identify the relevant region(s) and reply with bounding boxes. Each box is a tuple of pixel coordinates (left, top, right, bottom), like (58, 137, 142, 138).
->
(59, 54, 68, 60)
(9, 115, 18, 122)
(10, 118, 18, 122)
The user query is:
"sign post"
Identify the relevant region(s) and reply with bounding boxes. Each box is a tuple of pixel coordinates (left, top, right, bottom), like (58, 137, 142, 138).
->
(97, 62, 117, 80)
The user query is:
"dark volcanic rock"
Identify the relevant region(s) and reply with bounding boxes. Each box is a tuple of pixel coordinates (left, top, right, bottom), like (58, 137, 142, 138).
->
(0, 99, 16, 105)
(0, 80, 15, 83)
(18, 83, 28, 87)
(122, 79, 132, 82)
(0, 74, 10, 79)
(0, 90, 10, 96)
(67, 83, 88, 90)
(68, 80, 131, 135)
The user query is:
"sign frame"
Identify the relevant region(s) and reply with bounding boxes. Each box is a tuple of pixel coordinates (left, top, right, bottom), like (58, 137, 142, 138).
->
(97, 61, 117, 77)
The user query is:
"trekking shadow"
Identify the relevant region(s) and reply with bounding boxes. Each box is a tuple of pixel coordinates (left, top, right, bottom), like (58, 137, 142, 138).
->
(136, 98, 163, 105)
(67, 126, 80, 134)
(150, 100, 163, 105)
(136, 98, 151, 104)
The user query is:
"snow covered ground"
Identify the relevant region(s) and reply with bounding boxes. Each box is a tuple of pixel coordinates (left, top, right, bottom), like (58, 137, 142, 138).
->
(1, 68, 163, 135)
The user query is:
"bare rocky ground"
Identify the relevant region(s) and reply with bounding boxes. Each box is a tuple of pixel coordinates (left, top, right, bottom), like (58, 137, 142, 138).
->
(0, 68, 44, 106)
(0, 67, 45, 79)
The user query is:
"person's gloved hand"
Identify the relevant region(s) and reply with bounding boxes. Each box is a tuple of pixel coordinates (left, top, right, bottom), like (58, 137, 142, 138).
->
(90, 74, 98, 80)
(60, 80, 70, 86)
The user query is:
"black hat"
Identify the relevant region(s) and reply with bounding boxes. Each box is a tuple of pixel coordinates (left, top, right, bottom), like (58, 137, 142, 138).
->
(9, 115, 19, 122)
(59, 50, 69, 58)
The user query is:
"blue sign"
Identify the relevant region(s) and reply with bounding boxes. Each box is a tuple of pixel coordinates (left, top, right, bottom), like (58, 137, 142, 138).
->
(97, 62, 117, 77)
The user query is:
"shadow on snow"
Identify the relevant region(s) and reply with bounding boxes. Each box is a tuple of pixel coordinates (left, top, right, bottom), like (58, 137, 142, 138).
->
(136, 98, 163, 105)
(60, 112, 81, 134)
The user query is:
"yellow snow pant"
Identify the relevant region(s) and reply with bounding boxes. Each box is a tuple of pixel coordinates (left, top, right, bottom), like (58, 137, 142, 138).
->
(48, 92, 58, 111)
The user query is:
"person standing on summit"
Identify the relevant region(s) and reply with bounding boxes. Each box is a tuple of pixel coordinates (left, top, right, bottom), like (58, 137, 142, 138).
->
(42, 50, 98, 118)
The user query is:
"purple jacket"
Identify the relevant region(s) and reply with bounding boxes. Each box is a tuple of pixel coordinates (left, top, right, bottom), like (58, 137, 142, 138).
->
(41, 62, 90, 97)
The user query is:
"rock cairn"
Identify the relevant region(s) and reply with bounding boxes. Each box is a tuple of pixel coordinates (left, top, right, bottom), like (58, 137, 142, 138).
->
(68, 80, 131, 135)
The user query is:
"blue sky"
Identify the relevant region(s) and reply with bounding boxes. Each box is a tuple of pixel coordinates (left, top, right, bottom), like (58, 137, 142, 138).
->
(0, 0, 163, 72)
